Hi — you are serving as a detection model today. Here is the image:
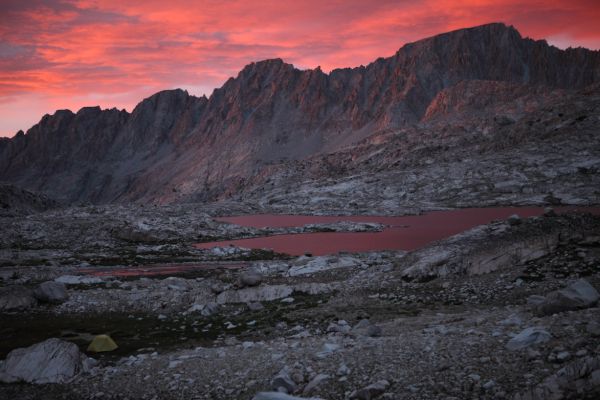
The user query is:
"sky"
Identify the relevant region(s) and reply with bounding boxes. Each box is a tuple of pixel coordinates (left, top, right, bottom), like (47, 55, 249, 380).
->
(1, 0, 599, 138)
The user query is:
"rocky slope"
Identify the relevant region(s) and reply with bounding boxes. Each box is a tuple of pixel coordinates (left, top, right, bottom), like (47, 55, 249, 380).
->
(1, 23, 599, 206)
(234, 83, 600, 214)
(1, 212, 600, 399)
(0, 184, 59, 216)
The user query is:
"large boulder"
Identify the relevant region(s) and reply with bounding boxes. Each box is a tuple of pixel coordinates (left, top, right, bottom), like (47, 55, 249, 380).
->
(0, 338, 95, 384)
(506, 327, 552, 351)
(0, 285, 37, 312)
(352, 319, 383, 337)
(33, 281, 69, 304)
(513, 355, 600, 400)
(535, 279, 600, 316)
(239, 270, 263, 287)
(270, 368, 297, 394)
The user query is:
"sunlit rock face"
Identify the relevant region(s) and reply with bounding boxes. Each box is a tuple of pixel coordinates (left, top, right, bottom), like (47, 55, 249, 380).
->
(1, 23, 599, 205)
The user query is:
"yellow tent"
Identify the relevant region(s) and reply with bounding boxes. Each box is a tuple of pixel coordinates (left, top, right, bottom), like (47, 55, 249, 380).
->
(87, 334, 118, 352)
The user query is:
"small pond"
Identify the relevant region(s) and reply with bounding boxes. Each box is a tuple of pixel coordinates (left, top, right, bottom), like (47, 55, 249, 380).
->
(195, 207, 599, 256)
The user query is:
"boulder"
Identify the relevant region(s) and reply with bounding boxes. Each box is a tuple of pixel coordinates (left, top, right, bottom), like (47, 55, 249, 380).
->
(513, 355, 600, 400)
(271, 369, 297, 394)
(535, 279, 599, 316)
(0, 338, 94, 384)
(287, 256, 360, 276)
(112, 226, 160, 243)
(527, 295, 546, 306)
(201, 302, 219, 317)
(586, 321, 600, 337)
(247, 302, 265, 311)
(0, 285, 37, 312)
(240, 270, 263, 287)
(350, 379, 390, 399)
(507, 214, 522, 226)
(303, 373, 330, 395)
(163, 277, 190, 291)
(506, 327, 551, 351)
(33, 281, 68, 304)
(327, 320, 351, 334)
(352, 319, 383, 337)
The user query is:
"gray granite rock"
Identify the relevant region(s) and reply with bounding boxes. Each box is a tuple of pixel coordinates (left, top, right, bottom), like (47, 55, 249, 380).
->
(33, 281, 69, 304)
(0, 338, 94, 384)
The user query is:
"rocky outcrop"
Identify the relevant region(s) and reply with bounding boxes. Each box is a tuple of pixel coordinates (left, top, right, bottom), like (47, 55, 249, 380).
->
(422, 80, 559, 121)
(514, 356, 600, 400)
(1, 23, 599, 205)
(505, 327, 551, 351)
(239, 269, 264, 287)
(0, 338, 94, 384)
(533, 279, 600, 316)
(397, 213, 600, 281)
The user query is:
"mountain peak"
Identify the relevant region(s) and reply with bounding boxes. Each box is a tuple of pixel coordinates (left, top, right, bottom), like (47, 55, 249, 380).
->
(238, 58, 296, 78)
(2, 24, 599, 204)
(398, 22, 522, 53)
(440, 22, 520, 38)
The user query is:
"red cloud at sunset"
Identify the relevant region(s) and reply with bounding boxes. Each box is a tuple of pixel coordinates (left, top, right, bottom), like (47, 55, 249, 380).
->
(1, 0, 599, 137)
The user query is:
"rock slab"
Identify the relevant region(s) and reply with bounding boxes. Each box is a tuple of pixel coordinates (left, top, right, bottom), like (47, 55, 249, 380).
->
(535, 279, 600, 316)
(506, 327, 551, 351)
(33, 281, 69, 304)
(0, 338, 94, 384)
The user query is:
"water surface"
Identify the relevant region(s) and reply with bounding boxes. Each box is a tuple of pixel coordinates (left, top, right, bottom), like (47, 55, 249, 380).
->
(196, 207, 598, 255)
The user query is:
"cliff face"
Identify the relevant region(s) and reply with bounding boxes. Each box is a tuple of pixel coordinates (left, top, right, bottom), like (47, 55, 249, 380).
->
(1, 23, 599, 204)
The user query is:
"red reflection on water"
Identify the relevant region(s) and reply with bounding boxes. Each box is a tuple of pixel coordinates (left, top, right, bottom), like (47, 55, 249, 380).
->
(196, 207, 600, 256)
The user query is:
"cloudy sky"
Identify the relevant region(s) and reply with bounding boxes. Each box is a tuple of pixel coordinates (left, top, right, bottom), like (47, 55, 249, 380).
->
(1, 0, 599, 137)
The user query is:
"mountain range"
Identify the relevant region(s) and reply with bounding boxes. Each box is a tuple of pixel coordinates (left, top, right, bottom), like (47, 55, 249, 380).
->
(1, 22, 599, 208)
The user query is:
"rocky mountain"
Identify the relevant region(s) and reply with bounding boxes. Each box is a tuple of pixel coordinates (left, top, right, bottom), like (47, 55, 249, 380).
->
(1, 23, 599, 206)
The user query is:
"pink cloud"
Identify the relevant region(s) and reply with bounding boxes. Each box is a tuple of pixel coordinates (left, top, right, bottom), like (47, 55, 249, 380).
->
(1, 0, 599, 137)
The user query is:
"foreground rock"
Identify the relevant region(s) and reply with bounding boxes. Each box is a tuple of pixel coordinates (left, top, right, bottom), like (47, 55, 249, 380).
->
(506, 327, 552, 351)
(399, 213, 600, 280)
(0, 285, 36, 312)
(271, 368, 298, 393)
(534, 278, 600, 316)
(33, 281, 69, 304)
(352, 319, 383, 337)
(0, 338, 94, 384)
(240, 269, 264, 287)
(514, 356, 600, 400)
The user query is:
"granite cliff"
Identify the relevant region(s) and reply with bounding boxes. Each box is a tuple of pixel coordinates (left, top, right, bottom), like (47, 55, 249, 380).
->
(1, 23, 599, 207)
